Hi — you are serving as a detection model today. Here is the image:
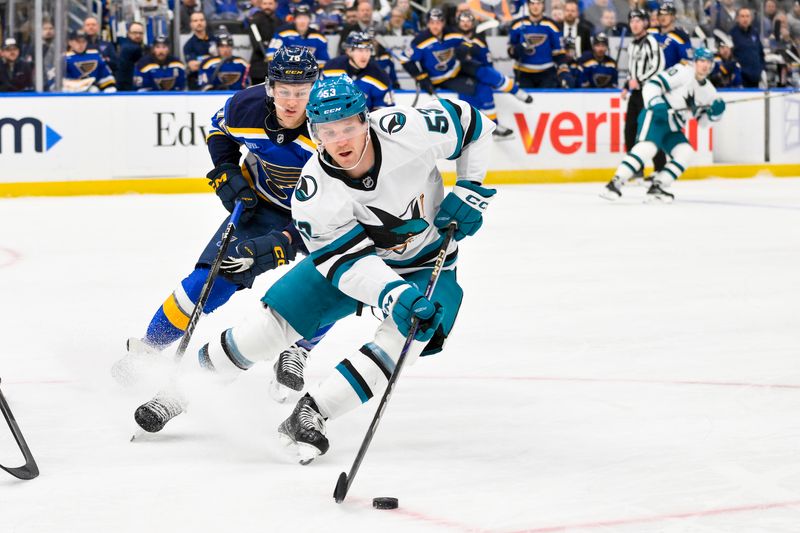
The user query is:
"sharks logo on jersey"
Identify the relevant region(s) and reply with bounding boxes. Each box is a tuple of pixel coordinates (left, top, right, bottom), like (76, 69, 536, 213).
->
(378, 112, 407, 135)
(363, 195, 428, 253)
(296, 175, 318, 202)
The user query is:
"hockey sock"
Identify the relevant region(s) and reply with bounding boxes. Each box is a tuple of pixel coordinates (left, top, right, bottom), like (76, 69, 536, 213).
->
(655, 142, 692, 187)
(144, 267, 238, 348)
(613, 141, 657, 184)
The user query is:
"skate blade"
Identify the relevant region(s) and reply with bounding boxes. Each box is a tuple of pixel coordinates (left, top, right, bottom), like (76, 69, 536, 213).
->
(644, 195, 673, 204)
(599, 191, 621, 201)
(277, 433, 321, 465)
(268, 378, 291, 404)
(492, 134, 515, 142)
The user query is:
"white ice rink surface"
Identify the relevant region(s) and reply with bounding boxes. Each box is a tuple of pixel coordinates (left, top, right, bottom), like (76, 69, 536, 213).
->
(1, 178, 800, 533)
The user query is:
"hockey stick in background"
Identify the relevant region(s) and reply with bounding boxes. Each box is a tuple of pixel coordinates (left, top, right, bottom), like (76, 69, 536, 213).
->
(131, 200, 245, 436)
(672, 89, 800, 112)
(333, 222, 457, 504)
(0, 378, 39, 480)
(614, 26, 627, 66)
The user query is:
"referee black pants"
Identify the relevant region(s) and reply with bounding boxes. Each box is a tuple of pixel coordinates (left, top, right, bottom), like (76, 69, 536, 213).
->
(625, 89, 666, 173)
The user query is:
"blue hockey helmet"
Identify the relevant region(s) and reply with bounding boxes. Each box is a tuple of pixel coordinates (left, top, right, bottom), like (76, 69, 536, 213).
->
(268, 45, 319, 85)
(694, 47, 714, 62)
(306, 75, 368, 127)
(344, 31, 373, 50)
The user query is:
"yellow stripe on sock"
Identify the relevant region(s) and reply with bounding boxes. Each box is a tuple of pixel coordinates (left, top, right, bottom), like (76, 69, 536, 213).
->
(162, 294, 190, 331)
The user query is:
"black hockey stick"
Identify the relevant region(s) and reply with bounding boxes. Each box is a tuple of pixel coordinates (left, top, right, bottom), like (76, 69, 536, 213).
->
(672, 89, 800, 113)
(0, 378, 39, 480)
(333, 222, 457, 504)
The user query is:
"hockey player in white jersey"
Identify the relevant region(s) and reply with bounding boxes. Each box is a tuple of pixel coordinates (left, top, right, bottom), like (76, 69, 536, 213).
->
(601, 47, 726, 203)
(197, 75, 496, 463)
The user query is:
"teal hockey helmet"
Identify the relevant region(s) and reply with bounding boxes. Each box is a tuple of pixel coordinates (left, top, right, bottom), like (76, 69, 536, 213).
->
(694, 47, 714, 62)
(306, 75, 368, 126)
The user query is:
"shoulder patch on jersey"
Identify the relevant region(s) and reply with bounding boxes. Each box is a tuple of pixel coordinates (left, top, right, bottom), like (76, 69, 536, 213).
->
(378, 112, 407, 135)
(295, 175, 318, 201)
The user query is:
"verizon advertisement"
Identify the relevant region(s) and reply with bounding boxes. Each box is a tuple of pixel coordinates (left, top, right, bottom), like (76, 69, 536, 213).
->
(0, 90, 761, 186)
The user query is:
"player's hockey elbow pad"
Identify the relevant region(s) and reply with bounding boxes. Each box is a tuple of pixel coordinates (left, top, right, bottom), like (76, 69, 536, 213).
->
(207, 163, 258, 220)
(434, 180, 497, 241)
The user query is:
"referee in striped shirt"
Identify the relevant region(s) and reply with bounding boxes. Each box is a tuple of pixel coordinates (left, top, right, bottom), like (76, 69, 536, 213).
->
(622, 9, 665, 166)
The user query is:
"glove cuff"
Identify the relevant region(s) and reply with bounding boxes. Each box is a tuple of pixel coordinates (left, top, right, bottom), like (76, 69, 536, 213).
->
(453, 180, 496, 212)
(379, 281, 413, 316)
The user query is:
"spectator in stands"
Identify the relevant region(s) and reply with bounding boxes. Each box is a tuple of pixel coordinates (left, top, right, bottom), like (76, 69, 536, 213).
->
(467, 0, 514, 26)
(118, 22, 148, 91)
(379, 7, 417, 35)
(277, 0, 315, 22)
(584, 0, 615, 29)
(314, 0, 345, 34)
(394, 0, 421, 33)
(731, 7, 765, 87)
(551, 1, 565, 24)
(578, 32, 618, 87)
(134, 35, 187, 91)
(84, 16, 118, 75)
(338, 0, 381, 53)
(184, 12, 212, 89)
(268, 5, 330, 65)
(706, 0, 737, 34)
(250, 0, 280, 83)
(760, 0, 781, 41)
(0, 38, 33, 91)
(561, 0, 593, 56)
(63, 30, 116, 92)
(181, 0, 204, 33)
(596, 9, 626, 36)
(21, 19, 56, 89)
(788, 0, 800, 39)
(710, 35, 743, 87)
(206, 0, 242, 22)
(199, 32, 250, 90)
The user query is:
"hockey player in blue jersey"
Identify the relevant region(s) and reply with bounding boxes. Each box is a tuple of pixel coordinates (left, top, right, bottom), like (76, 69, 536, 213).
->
(117, 47, 329, 413)
(194, 76, 497, 463)
(198, 32, 250, 91)
(655, 2, 692, 68)
(402, 8, 529, 138)
(63, 30, 116, 92)
(266, 5, 329, 67)
(133, 36, 187, 91)
(710, 38, 742, 88)
(558, 37, 582, 88)
(508, 0, 566, 88)
(321, 31, 394, 111)
(578, 33, 618, 88)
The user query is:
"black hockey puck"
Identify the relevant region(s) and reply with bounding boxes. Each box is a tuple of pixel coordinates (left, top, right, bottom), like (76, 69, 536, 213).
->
(372, 497, 399, 510)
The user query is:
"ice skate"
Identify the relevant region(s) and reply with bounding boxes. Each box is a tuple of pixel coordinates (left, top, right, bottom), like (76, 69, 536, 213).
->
(111, 338, 169, 386)
(492, 124, 514, 140)
(134, 390, 185, 433)
(269, 344, 309, 403)
(278, 393, 329, 465)
(645, 182, 675, 203)
(513, 90, 533, 104)
(599, 178, 623, 201)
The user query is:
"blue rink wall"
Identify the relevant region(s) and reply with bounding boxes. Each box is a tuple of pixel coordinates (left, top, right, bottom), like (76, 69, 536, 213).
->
(1, 89, 798, 197)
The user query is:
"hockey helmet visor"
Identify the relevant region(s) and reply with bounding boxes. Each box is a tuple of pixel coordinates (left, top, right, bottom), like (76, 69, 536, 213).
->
(306, 75, 369, 144)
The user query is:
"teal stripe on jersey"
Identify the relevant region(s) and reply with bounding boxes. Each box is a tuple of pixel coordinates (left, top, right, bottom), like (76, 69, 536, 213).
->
(308, 225, 367, 264)
(440, 99, 464, 160)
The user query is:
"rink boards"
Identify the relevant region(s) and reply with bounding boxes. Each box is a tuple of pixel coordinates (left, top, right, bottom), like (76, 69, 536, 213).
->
(0, 89, 798, 196)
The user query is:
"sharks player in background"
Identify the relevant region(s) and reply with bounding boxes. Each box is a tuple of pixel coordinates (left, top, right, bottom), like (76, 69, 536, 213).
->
(197, 75, 496, 463)
(198, 32, 250, 91)
(321, 31, 394, 111)
(134, 35, 187, 91)
(402, 8, 529, 138)
(115, 47, 327, 408)
(601, 48, 726, 203)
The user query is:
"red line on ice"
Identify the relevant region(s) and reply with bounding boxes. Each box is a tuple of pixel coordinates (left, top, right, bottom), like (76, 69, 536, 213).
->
(409, 375, 800, 390)
(0, 247, 21, 268)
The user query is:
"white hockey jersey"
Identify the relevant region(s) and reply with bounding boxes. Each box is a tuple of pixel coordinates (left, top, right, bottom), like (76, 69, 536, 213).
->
(642, 63, 720, 131)
(291, 99, 495, 308)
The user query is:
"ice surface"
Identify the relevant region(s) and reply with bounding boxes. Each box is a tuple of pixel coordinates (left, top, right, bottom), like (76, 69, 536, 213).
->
(1, 178, 799, 532)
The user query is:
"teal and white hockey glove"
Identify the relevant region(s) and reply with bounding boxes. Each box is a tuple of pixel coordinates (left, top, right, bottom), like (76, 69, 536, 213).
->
(220, 231, 296, 285)
(707, 98, 726, 121)
(207, 163, 258, 223)
(381, 283, 444, 342)
(434, 180, 496, 241)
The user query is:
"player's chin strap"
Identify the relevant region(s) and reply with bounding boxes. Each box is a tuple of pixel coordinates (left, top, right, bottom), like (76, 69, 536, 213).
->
(318, 127, 372, 172)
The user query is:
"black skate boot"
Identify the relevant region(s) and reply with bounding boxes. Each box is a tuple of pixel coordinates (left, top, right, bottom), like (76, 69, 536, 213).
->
(134, 392, 185, 433)
(645, 182, 675, 203)
(600, 177, 623, 201)
(492, 124, 514, 140)
(269, 344, 309, 403)
(514, 90, 533, 104)
(278, 393, 329, 465)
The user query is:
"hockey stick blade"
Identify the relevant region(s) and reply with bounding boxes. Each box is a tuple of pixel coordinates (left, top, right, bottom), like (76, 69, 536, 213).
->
(0, 380, 39, 480)
(333, 223, 457, 504)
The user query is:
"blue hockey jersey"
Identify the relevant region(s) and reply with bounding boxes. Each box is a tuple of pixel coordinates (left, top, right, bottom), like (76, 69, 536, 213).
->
(508, 15, 565, 73)
(64, 50, 116, 90)
(653, 28, 692, 68)
(578, 51, 618, 88)
(374, 45, 399, 89)
(461, 32, 491, 66)
(401, 28, 468, 85)
(199, 55, 250, 90)
(321, 56, 394, 111)
(206, 84, 317, 211)
(710, 55, 743, 88)
(266, 25, 329, 66)
(134, 54, 187, 91)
